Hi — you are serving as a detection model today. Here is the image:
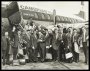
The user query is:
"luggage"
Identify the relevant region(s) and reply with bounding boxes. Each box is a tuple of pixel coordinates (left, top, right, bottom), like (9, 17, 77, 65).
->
(65, 52, 73, 59)
(65, 48, 73, 59)
(13, 60, 19, 66)
(9, 55, 13, 65)
(46, 53, 52, 59)
(46, 46, 50, 49)
(25, 54, 29, 59)
(19, 59, 26, 65)
(9, 55, 13, 62)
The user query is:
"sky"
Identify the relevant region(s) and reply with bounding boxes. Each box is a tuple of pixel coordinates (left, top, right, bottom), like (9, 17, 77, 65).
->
(2, 1, 88, 21)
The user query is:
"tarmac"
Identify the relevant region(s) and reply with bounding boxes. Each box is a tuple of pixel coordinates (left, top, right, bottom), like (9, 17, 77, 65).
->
(1, 48, 89, 70)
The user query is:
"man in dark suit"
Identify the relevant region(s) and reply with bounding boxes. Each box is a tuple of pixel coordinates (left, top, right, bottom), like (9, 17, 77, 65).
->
(52, 26, 57, 61)
(30, 27, 38, 62)
(37, 26, 47, 62)
(1, 32, 10, 65)
(56, 25, 63, 62)
(66, 28, 73, 63)
(12, 26, 19, 60)
(51, 25, 63, 62)
(67, 28, 73, 53)
(82, 26, 88, 64)
(62, 28, 68, 62)
(2, 33, 7, 65)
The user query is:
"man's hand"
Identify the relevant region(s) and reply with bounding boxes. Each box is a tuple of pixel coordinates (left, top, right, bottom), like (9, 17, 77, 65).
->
(12, 26, 16, 32)
(46, 46, 49, 49)
(67, 46, 69, 49)
(61, 40, 63, 43)
(50, 45, 52, 48)
(32, 46, 35, 49)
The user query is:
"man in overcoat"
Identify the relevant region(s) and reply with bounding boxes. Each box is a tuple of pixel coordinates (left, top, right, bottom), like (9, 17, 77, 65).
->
(82, 26, 88, 64)
(1, 32, 10, 65)
(37, 26, 47, 62)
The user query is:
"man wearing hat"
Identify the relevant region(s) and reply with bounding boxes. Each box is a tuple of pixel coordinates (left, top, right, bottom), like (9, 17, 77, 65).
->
(82, 25, 88, 64)
(66, 27, 73, 63)
(1, 31, 11, 65)
(11, 25, 20, 65)
(1, 21, 11, 65)
(57, 25, 63, 61)
(37, 26, 47, 62)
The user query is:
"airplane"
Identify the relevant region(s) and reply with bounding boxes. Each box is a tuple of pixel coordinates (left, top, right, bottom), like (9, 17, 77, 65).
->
(1, 1, 86, 35)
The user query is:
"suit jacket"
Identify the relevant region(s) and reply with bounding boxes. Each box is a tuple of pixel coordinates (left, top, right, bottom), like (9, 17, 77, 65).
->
(57, 28, 63, 41)
(22, 32, 31, 49)
(67, 33, 72, 48)
(82, 29, 88, 42)
(18, 34, 24, 48)
(52, 31, 59, 50)
(62, 33, 68, 48)
(1, 36, 10, 54)
(45, 31, 50, 46)
(30, 30, 38, 49)
(73, 33, 79, 43)
(37, 30, 46, 48)
(12, 30, 19, 48)
(1, 36, 7, 51)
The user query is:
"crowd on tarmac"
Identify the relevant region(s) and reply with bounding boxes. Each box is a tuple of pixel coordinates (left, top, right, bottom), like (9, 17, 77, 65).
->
(1, 18, 89, 66)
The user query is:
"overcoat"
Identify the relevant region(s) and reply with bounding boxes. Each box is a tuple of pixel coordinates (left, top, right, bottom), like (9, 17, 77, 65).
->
(1, 36, 7, 51)
(66, 33, 73, 52)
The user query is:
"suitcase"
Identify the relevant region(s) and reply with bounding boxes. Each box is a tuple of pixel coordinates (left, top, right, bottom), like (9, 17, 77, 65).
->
(46, 53, 52, 59)
(19, 59, 26, 65)
(13, 60, 19, 66)
(65, 52, 73, 59)
(65, 47, 73, 59)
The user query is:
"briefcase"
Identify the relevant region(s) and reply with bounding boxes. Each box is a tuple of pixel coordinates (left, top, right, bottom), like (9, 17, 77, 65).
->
(10, 55, 13, 61)
(46, 53, 52, 59)
(65, 52, 73, 59)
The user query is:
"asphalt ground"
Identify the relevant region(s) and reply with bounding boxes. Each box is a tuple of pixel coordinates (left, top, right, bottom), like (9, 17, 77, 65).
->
(1, 49, 89, 70)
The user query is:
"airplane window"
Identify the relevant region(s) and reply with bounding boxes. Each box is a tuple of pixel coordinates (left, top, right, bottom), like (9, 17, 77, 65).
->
(41, 13, 45, 20)
(78, 20, 81, 23)
(43, 14, 50, 20)
(56, 16, 60, 22)
(65, 17, 68, 22)
(71, 18, 74, 23)
(71, 18, 73, 23)
(74, 19, 76, 23)
(58, 16, 61, 21)
(61, 16, 65, 21)
(76, 19, 78, 23)
(34, 13, 38, 19)
(69, 18, 72, 23)
(67, 17, 70, 22)
(64, 17, 66, 21)
(47, 14, 50, 20)
(72, 19, 75, 23)
(49, 15, 53, 21)
(36, 12, 42, 20)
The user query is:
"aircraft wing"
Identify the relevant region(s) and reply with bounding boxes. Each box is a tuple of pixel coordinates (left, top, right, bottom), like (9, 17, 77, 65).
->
(2, 1, 21, 25)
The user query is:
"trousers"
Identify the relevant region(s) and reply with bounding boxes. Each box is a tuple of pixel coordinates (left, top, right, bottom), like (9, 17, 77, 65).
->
(82, 42, 88, 64)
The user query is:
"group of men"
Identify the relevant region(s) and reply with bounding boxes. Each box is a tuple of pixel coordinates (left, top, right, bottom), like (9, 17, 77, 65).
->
(1, 18, 89, 66)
